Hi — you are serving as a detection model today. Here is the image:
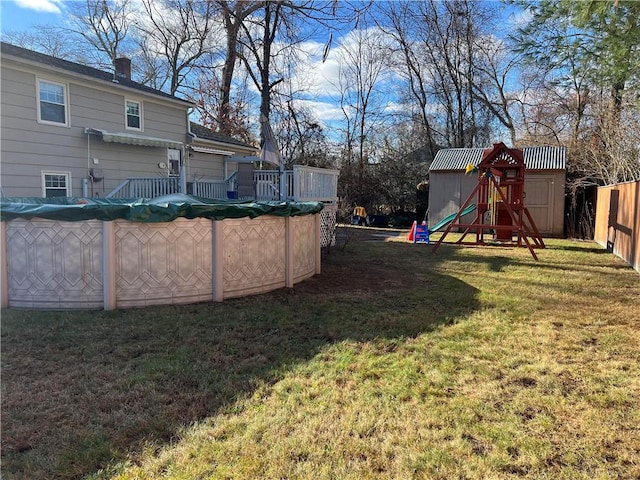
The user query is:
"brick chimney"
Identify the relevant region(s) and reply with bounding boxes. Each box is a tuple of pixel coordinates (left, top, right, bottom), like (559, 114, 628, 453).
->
(114, 57, 131, 80)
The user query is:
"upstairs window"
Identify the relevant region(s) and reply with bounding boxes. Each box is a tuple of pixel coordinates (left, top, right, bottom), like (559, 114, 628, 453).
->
(126, 99, 142, 130)
(42, 171, 71, 197)
(37, 80, 68, 126)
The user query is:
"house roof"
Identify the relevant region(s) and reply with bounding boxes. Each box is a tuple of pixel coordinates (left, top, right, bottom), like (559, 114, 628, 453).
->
(0, 42, 191, 106)
(189, 122, 255, 149)
(430, 146, 567, 172)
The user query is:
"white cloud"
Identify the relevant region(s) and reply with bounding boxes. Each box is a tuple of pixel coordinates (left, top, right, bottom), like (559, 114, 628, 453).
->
(288, 40, 343, 98)
(13, 0, 63, 14)
(289, 28, 397, 105)
(241, 27, 401, 129)
(507, 8, 532, 28)
(297, 99, 344, 122)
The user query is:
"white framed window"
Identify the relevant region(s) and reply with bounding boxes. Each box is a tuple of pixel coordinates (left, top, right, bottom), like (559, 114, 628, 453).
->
(42, 171, 71, 197)
(37, 79, 68, 126)
(125, 98, 142, 130)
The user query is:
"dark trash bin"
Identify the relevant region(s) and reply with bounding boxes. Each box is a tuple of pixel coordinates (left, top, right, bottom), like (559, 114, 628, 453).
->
(368, 214, 390, 227)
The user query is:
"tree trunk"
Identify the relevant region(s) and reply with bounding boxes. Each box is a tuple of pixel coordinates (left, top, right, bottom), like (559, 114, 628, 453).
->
(219, 18, 240, 135)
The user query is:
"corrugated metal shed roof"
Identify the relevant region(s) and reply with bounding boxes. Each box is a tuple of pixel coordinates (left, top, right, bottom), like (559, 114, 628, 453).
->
(430, 148, 484, 171)
(523, 146, 567, 170)
(430, 146, 566, 171)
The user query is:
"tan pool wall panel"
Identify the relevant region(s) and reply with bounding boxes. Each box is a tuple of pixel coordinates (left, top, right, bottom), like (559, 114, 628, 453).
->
(292, 215, 318, 283)
(1, 213, 321, 310)
(222, 217, 286, 299)
(4, 219, 104, 309)
(114, 218, 214, 308)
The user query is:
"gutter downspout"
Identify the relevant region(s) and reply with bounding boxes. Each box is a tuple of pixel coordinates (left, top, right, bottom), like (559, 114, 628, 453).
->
(182, 108, 195, 194)
(85, 130, 91, 197)
(180, 148, 187, 194)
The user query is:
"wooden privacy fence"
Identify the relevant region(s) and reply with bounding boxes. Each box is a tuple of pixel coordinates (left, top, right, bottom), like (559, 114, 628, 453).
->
(594, 180, 640, 273)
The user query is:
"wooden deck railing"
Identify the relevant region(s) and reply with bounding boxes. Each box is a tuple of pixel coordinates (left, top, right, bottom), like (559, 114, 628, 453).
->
(293, 165, 339, 202)
(254, 170, 291, 201)
(106, 177, 181, 199)
(192, 180, 227, 199)
(106, 166, 338, 203)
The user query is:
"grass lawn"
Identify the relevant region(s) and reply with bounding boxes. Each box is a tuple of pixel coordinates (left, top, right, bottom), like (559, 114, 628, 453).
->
(2, 228, 639, 479)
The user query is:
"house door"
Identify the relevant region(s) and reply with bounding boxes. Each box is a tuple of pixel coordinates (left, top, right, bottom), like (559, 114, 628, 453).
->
(168, 148, 181, 177)
(237, 163, 255, 199)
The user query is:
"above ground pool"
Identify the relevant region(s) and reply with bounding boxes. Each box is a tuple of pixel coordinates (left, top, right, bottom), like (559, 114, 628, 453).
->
(0, 194, 331, 310)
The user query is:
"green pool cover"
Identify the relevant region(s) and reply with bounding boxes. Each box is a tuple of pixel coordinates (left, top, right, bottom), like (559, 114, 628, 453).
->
(0, 194, 324, 222)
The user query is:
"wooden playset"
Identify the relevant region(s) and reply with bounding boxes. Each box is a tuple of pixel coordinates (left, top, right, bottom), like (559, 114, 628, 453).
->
(431, 143, 545, 260)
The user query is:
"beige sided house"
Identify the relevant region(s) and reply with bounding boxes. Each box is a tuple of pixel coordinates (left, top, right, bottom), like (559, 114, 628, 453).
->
(0, 42, 256, 199)
(429, 146, 567, 236)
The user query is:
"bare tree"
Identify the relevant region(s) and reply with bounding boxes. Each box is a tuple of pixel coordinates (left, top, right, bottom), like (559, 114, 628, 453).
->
(280, 100, 331, 168)
(3, 1, 132, 70)
(423, 0, 492, 147)
(216, 1, 266, 135)
(371, 121, 432, 216)
(67, 0, 133, 71)
(379, 1, 438, 156)
(331, 27, 392, 208)
(1, 28, 80, 60)
(235, 0, 352, 156)
(471, 37, 521, 146)
(379, 0, 497, 148)
(337, 28, 389, 171)
(237, 1, 288, 124)
(136, 0, 219, 95)
(188, 66, 256, 143)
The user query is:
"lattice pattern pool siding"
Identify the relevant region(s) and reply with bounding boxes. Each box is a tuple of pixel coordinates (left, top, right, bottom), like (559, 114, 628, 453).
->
(5, 219, 104, 309)
(0, 214, 321, 310)
(292, 215, 316, 283)
(320, 204, 337, 248)
(115, 218, 214, 308)
(222, 217, 287, 299)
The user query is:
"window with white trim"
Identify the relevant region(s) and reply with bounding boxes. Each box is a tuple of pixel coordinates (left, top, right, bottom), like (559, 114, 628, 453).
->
(42, 171, 71, 197)
(37, 79, 68, 126)
(125, 99, 142, 130)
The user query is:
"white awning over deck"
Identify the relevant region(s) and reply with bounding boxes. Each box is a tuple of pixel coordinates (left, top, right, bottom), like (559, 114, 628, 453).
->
(85, 128, 183, 148)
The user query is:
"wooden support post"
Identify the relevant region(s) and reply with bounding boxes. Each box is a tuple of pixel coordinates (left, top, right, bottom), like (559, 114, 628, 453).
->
(212, 219, 224, 302)
(0, 222, 8, 309)
(285, 217, 294, 288)
(315, 213, 322, 275)
(102, 221, 117, 310)
(490, 176, 540, 260)
(458, 211, 482, 244)
(523, 208, 546, 248)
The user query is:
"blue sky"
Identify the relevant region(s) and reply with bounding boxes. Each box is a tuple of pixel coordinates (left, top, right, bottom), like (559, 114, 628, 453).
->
(1, 0, 65, 32)
(0, 0, 528, 144)
(0, 0, 395, 129)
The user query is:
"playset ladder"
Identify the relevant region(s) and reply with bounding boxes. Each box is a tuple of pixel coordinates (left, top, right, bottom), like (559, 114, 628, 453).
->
(414, 225, 430, 244)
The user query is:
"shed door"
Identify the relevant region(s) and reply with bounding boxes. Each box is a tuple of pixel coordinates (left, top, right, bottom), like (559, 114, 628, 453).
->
(525, 176, 553, 234)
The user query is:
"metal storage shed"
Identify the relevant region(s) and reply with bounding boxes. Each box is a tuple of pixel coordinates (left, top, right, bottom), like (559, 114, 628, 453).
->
(429, 146, 567, 236)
